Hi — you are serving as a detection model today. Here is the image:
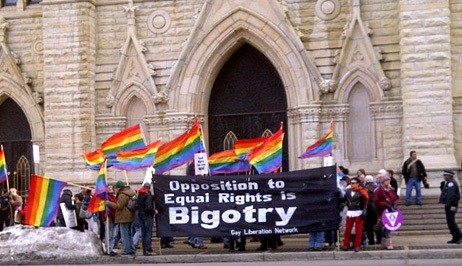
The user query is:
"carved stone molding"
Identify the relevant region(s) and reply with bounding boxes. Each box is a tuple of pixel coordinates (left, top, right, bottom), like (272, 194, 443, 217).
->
(144, 113, 204, 127)
(95, 116, 127, 128)
(288, 105, 322, 122)
(369, 101, 403, 119)
(321, 104, 349, 121)
(320, 79, 338, 94)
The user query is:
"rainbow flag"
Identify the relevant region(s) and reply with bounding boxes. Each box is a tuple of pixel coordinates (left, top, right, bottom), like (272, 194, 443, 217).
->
(154, 119, 205, 174)
(23, 175, 67, 227)
(83, 149, 105, 170)
(88, 159, 108, 213)
(0, 146, 8, 183)
(113, 139, 161, 170)
(208, 149, 251, 175)
(234, 136, 267, 159)
(247, 124, 284, 174)
(100, 124, 145, 158)
(298, 124, 333, 159)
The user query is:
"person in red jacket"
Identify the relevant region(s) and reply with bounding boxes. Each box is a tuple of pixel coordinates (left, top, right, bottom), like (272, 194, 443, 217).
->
(373, 172, 398, 250)
(342, 177, 369, 252)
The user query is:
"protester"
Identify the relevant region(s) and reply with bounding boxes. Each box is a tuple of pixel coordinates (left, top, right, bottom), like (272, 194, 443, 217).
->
(7, 188, 22, 226)
(57, 189, 77, 228)
(373, 172, 398, 250)
(82, 189, 99, 235)
(107, 185, 120, 256)
(342, 177, 369, 252)
(137, 182, 157, 256)
(0, 189, 9, 230)
(439, 170, 462, 244)
(364, 175, 379, 245)
(308, 231, 325, 251)
(387, 169, 399, 199)
(107, 180, 136, 256)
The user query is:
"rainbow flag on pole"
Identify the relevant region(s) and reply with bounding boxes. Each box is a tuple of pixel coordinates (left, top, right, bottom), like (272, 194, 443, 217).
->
(0, 146, 8, 184)
(247, 124, 284, 174)
(234, 136, 267, 160)
(101, 124, 145, 158)
(113, 139, 162, 170)
(154, 119, 205, 174)
(88, 159, 108, 213)
(298, 122, 333, 159)
(208, 149, 251, 175)
(23, 175, 67, 227)
(83, 149, 105, 170)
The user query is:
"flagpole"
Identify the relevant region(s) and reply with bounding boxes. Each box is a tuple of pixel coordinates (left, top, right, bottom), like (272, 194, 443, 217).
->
(1, 145, 9, 191)
(103, 160, 110, 255)
(123, 170, 129, 186)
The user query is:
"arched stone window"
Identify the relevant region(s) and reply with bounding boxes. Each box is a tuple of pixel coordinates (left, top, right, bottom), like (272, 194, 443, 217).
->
(126, 96, 147, 136)
(347, 83, 372, 162)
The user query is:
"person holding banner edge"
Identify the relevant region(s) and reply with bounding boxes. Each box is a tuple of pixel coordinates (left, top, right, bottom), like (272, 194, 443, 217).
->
(373, 172, 398, 250)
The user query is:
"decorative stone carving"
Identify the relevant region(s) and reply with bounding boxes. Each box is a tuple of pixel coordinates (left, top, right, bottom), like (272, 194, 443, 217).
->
(379, 77, 391, 91)
(33, 40, 44, 55)
(152, 91, 169, 104)
(320, 79, 338, 94)
(370, 101, 402, 119)
(105, 95, 115, 108)
(315, 0, 341, 21)
(148, 9, 171, 34)
(32, 91, 43, 104)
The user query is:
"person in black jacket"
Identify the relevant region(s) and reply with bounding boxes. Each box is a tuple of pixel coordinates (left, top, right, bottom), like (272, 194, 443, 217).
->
(401, 150, 428, 206)
(439, 170, 462, 244)
(137, 182, 156, 256)
(342, 177, 369, 252)
(57, 189, 76, 228)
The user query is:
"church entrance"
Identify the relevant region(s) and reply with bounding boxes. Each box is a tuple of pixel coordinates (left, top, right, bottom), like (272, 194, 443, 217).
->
(0, 98, 34, 196)
(208, 44, 289, 171)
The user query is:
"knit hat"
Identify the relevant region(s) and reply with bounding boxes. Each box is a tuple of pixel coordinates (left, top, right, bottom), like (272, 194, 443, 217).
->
(378, 169, 387, 175)
(115, 180, 126, 188)
(365, 175, 374, 183)
(443, 170, 455, 177)
(379, 173, 391, 183)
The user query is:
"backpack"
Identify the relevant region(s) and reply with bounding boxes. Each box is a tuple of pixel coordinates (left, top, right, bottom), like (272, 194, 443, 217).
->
(126, 195, 138, 212)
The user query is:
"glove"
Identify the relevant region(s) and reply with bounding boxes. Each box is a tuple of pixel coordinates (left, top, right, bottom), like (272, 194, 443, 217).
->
(423, 179, 430, 189)
(440, 181, 446, 189)
(450, 206, 457, 212)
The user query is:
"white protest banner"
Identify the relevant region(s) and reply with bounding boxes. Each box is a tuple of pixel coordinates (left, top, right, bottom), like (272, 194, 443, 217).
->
(194, 152, 209, 175)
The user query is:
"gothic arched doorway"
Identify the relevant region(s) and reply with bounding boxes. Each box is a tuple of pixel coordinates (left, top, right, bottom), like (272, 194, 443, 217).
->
(0, 98, 34, 196)
(208, 44, 289, 171)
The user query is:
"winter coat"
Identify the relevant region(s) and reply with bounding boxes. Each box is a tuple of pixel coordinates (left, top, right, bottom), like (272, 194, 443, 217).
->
(57, 189, 75, 219)
(401, 158, 427, 183)
(439, 178, 461, 209)
(343, 187, 369, 213)
(107, 186, 135, 224)
(137, 187, 155, 220)
(373, 185, 398, 219)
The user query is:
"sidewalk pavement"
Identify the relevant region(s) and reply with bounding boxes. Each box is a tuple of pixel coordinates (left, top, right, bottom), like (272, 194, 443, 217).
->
(43, 233, 461, 265)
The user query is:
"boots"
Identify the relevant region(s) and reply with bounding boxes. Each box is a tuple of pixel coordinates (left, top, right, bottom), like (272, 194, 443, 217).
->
(386, 239, 393, 250)
(380, 238, 386, 249)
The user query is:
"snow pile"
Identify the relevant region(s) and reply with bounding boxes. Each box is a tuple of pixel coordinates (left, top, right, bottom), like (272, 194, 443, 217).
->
(0, 225, 103, 264)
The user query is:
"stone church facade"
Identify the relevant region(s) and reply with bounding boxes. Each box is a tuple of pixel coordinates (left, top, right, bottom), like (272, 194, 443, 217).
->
(0, 0, 461, 190)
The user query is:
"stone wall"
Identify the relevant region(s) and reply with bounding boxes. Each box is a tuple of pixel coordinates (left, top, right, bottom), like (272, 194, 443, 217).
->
(0, 0, 460, 184)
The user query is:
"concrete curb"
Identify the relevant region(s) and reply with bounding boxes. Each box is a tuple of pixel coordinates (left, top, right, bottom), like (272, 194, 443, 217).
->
(10, 248, 461, 265)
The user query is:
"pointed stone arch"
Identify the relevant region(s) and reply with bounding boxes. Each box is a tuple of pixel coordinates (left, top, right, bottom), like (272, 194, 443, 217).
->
(168, 7, 322, 115)
(335, 68, 382, 104)
(112, 82, 154, 117)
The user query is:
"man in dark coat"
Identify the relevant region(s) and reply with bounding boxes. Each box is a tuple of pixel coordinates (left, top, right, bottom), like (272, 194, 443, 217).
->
(137, 182, 156, 256)
(401, 150, 428, 206)
(439, 170, 462, 244)
(57, 189, 76, 227)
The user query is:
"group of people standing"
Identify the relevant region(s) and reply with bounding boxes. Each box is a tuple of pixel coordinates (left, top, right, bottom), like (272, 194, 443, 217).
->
(0, 187, 23, 231)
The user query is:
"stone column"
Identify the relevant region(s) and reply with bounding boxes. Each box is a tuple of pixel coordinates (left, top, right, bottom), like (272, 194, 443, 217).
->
(399, 0, 457, 172)
(42, 0, 96, 180)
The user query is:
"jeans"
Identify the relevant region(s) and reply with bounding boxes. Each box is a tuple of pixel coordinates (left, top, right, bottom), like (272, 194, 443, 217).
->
(406, 177, 421, 205)
(132, 226, 142, 246)
(309, 231, 325, 248)
(140, 217, 154, 254)
(119, 222, 135, 254)
(110, 222, 120, 251)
